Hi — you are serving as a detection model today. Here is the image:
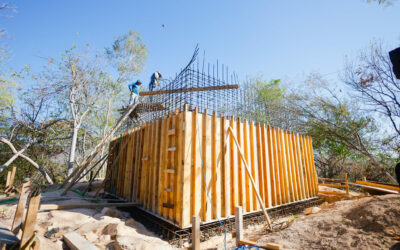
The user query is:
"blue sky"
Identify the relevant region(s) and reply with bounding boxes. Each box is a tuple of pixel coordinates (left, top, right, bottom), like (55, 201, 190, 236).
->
(2, 0, 400, 89)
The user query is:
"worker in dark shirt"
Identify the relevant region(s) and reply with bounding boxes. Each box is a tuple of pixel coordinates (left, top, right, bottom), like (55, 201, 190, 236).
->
(149, 71, 162, 102)
(128, 80, 141, 105)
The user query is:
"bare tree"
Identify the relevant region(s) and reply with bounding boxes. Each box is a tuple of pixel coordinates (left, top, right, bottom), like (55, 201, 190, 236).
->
(344, 41, 400, 142)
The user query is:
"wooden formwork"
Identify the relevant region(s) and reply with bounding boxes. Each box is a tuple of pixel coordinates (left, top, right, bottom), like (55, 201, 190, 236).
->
(105, 106, 319, 228)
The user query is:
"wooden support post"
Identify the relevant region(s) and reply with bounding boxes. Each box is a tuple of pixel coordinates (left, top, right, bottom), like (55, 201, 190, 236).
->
(344, 173, 349, 195)
(229, 127, 273, 230)
(192, 215, 201, 250)
(11, 181, 30, 234)
(235, 206, 243, 247)
(20, 192, 41, 249)
(5, 166, 16, 193)
(5, 171, 11, 190)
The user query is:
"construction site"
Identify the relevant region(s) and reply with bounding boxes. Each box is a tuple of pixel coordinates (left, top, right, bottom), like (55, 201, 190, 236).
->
(1, 45, 400, 250)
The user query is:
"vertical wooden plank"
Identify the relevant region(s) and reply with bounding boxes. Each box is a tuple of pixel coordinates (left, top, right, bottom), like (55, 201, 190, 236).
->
(287, 132, 298, 201)
(249, 122, 258, 211)
(5, 171, 11, 190)
(267, 125, 276, 207)
(133, 127, 142, 202)
(279, 129, 289, 204)
(194, 110, 202, 219)
(8, 166, 16, 190)
(201, 110, 208, 221)
(308, 136, 319, 196)
(137, 125, 146, 201)
(298, 135, 310, 198)
(140, 125, 149, 206)
(211, 111, 217, 219)
(305, 136, 317, 196)
(191, 107, 198, 219)
(303, 135, 313, 198)
(21, 193, 41, 249)
(290, 132, 303, 200)
(124, 133, 134, 200)
(11, 181, 30, 233)
(205, 112, 212, 221)
(116, 136, 124, 197)
(230, 117, 238, 213)
(145, 123, 153, 210)
(192, 215, 201, 250)
(158, 115, 168, 216)
(243, 120, 252, 212)
(256, 123, 265, 208)
(128, 130, 137, 201)
(261, 124, 271, 208)
(271, 127, 281, 205)
(294, 133, 306, 199)
(174, 109, 183, 224)
(237, 118, 246, 211)
(214, 113, 222, 218)
(168, 111, 176, 221)
(181, 109, 192, 227)
(235, 206, 243, 247)
(153, 121, 161, 211)
(114, 137, 121, 196)
(151, 121, 160, 212)
(283, 131, 294, 202)
(222, 116, 231, 217)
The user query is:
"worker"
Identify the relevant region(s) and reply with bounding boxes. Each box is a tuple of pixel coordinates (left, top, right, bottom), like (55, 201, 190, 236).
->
(148, 71, 162, 102)
(128, 80, 141, 105)
(149, 71, 162, 92)
(396, 162, 400, 189)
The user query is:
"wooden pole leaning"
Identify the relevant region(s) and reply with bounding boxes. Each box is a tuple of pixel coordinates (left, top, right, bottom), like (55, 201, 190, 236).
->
(228, 127, 273, 230)
(61, 103, 139, 195)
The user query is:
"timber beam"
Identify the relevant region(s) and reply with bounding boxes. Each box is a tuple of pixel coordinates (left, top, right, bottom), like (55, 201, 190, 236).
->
(139, 84, 239, 96)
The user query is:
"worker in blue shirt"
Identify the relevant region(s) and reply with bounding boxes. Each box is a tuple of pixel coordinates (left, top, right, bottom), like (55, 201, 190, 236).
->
(128, 80, 141, 105)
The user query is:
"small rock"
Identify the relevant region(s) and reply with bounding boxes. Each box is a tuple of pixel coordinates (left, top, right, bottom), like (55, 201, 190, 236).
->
(321, 201, 329, 209)
(304, 207, 321, 215)
(102, 223, 119, 237)
(83, 231, 98, 242)
(125, 218, 136, 227)
(99, 207, 124, 219)
(99, 234, 111, 242)
(312, 207, 322, 214)
(44, 227, 60, 238)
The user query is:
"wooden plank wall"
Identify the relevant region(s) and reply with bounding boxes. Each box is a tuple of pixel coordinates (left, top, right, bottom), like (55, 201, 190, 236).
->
(105, 107, 318, 228)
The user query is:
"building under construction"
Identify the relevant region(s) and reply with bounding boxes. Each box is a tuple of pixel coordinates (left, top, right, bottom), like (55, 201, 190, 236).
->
(104, 48, 318, 229)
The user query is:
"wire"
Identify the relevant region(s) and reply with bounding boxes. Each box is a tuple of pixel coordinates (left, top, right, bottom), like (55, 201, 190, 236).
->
(196, 120, 227, 250)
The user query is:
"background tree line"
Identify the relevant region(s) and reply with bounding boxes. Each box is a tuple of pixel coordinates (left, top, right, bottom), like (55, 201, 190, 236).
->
(241, 40, 399, 183)
(0, 30, 147, 188)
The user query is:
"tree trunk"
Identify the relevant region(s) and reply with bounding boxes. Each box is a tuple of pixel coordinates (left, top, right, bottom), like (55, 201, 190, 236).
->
(67, 127, 79, 176)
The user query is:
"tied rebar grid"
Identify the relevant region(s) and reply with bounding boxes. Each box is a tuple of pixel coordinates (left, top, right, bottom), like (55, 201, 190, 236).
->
(118, 47, 261, 134)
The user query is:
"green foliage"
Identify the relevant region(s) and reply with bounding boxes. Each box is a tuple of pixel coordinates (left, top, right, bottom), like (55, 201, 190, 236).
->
(106, 30, 148, 81)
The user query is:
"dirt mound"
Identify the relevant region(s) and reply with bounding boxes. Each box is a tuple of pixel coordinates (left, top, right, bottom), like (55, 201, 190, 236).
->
(203, 194, 400, 249)
(344, 195, 400, 233)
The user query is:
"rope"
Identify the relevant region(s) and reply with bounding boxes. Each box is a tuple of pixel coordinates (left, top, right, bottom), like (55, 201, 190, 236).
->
(196, 122, 227, 250)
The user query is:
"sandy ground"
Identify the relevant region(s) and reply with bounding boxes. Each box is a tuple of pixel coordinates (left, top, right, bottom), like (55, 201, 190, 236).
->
(203, 194, 400, 250)
(0, 184, 176, 250)
(1, 183, 399, 250)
